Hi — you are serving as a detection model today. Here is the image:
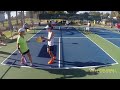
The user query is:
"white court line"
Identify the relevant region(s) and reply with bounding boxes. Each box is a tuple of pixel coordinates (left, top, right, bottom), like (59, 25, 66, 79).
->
(58, 37, 61, 68)
(97, 35, 120, 49)
(92, 27, 120, 48)
(81, 32, 119, 65)
(1, 30, 42, 66)
(78, 30, 119, 66)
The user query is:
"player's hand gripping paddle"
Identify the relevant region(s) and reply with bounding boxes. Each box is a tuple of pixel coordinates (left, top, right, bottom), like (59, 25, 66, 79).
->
(36, 36, 45, 43)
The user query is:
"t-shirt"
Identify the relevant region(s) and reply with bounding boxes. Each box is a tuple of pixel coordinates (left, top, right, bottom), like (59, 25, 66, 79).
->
(88, 22, 91, 27)
(66, 21, 69, 25)
(48, 32, 54, 46)
(17, 35, 29, 53)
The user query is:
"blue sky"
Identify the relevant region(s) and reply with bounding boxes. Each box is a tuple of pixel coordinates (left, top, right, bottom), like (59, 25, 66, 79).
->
(5, 11, 111, 19)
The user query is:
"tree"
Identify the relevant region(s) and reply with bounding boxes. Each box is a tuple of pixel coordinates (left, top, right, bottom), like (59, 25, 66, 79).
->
(118, 11, 120, 14)
(16, 11, 18, 25)
(89, 11, 96, 15)
(46, 11, 65, 14)
(6, 11, 12, 30)
(29, 11, 33, 19)
(83, 12, 89, 20)
(89, 11, 101, 21)
(116, 11, 120, 19)
(6, 11, 13, 39)
(110, 11, 118, 17)
(89, 11, 100, 17)
(67, 11, 78, 14)
(20, 11, 25, 26)
(0, 11, 5, 27)
(102, 13, 110, 19)
(22, 11, 25, 23)
(26, 11, 29, 18)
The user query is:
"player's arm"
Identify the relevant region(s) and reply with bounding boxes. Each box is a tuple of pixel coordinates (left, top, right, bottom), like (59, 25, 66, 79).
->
(42, 32, 54, 41)
(17, 43, 21, 53)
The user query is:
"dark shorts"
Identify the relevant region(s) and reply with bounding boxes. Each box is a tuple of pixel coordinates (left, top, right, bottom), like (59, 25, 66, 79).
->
(22, 49, 30, 55)
(47, 45, 54, 51)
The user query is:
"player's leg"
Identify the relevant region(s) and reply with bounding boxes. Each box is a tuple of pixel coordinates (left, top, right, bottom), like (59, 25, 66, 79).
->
(26, 50, 33, 66)
(47, 46, 54, 58)
(47, 46, 56, 64)
(88, 27, 90, 32)
(19, 51, 27, 65)
(19, 53, 25, 64)
(21, 56, 25, 64)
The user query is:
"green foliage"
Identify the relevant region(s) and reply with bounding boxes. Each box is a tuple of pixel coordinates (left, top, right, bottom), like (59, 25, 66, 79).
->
(67, 11, 78, 14)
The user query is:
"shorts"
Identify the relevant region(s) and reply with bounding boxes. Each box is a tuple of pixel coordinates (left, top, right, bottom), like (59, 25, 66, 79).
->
(22, 49, 30, 55)
(47, 45, 54, 51)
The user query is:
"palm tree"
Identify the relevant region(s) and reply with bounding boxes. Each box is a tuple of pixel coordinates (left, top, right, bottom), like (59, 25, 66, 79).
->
(7, 11, 12, 30)
(6, 11, 13, 39)
(22, 11, 25, 23)
(20, 11, 23, 26)
(16, 11, 18, 25)
(0, 11, 5, 27)
(20, 11, 25, 26)
(29, 11, 33, 21)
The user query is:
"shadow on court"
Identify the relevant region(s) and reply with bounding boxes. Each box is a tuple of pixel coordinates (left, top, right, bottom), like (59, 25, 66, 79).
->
(62, 61, 108, 67)
(0, 51, 17, 55)
(42, 69, 99, 79)
(7, 38, 17, 43)
(0, 51, 12, 55)
(38, 45, 57, 58)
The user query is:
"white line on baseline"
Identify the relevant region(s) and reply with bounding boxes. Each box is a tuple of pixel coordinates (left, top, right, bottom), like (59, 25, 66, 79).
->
(81, 32, 119, 65)
(58, 37, 61, 68)
(1, 30, 42, 66)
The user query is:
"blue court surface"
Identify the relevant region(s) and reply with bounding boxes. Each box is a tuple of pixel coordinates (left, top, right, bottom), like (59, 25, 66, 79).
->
(90, 27, 120, 47)
(1, 26, 117, 69)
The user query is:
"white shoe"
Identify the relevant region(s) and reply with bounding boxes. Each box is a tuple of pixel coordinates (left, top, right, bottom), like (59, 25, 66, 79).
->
(29, 63, 33, 66)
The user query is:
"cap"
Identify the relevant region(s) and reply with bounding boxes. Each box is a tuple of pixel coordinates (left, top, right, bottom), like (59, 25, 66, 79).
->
(18, 28, 25, 33)
(44, 25, 49, 29)
(44, 24, 53, 29)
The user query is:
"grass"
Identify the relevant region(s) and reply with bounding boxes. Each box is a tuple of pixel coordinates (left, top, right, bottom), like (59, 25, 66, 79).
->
(3, 31, 18, 38)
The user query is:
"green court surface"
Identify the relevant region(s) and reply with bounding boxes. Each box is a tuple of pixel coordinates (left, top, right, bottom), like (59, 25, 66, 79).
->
(0, 26, 120, 79)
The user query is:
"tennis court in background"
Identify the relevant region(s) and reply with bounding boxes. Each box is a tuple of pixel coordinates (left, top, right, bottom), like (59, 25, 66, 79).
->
(90, 27, 120, 48)
(1, 26, 118, 69)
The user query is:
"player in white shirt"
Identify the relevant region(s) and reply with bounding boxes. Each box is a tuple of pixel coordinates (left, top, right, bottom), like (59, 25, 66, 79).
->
(65, 20, 69, 29)
(41, 24, 56, 64)
(86, 21, 91, 32)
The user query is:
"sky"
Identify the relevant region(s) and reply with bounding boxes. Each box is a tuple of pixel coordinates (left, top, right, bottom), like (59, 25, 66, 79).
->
(4, 11, 111, 19)
(77, 11, 111, 14)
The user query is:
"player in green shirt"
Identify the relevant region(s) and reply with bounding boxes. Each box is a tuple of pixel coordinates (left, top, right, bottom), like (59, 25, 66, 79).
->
(17, 28, 32, 66)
